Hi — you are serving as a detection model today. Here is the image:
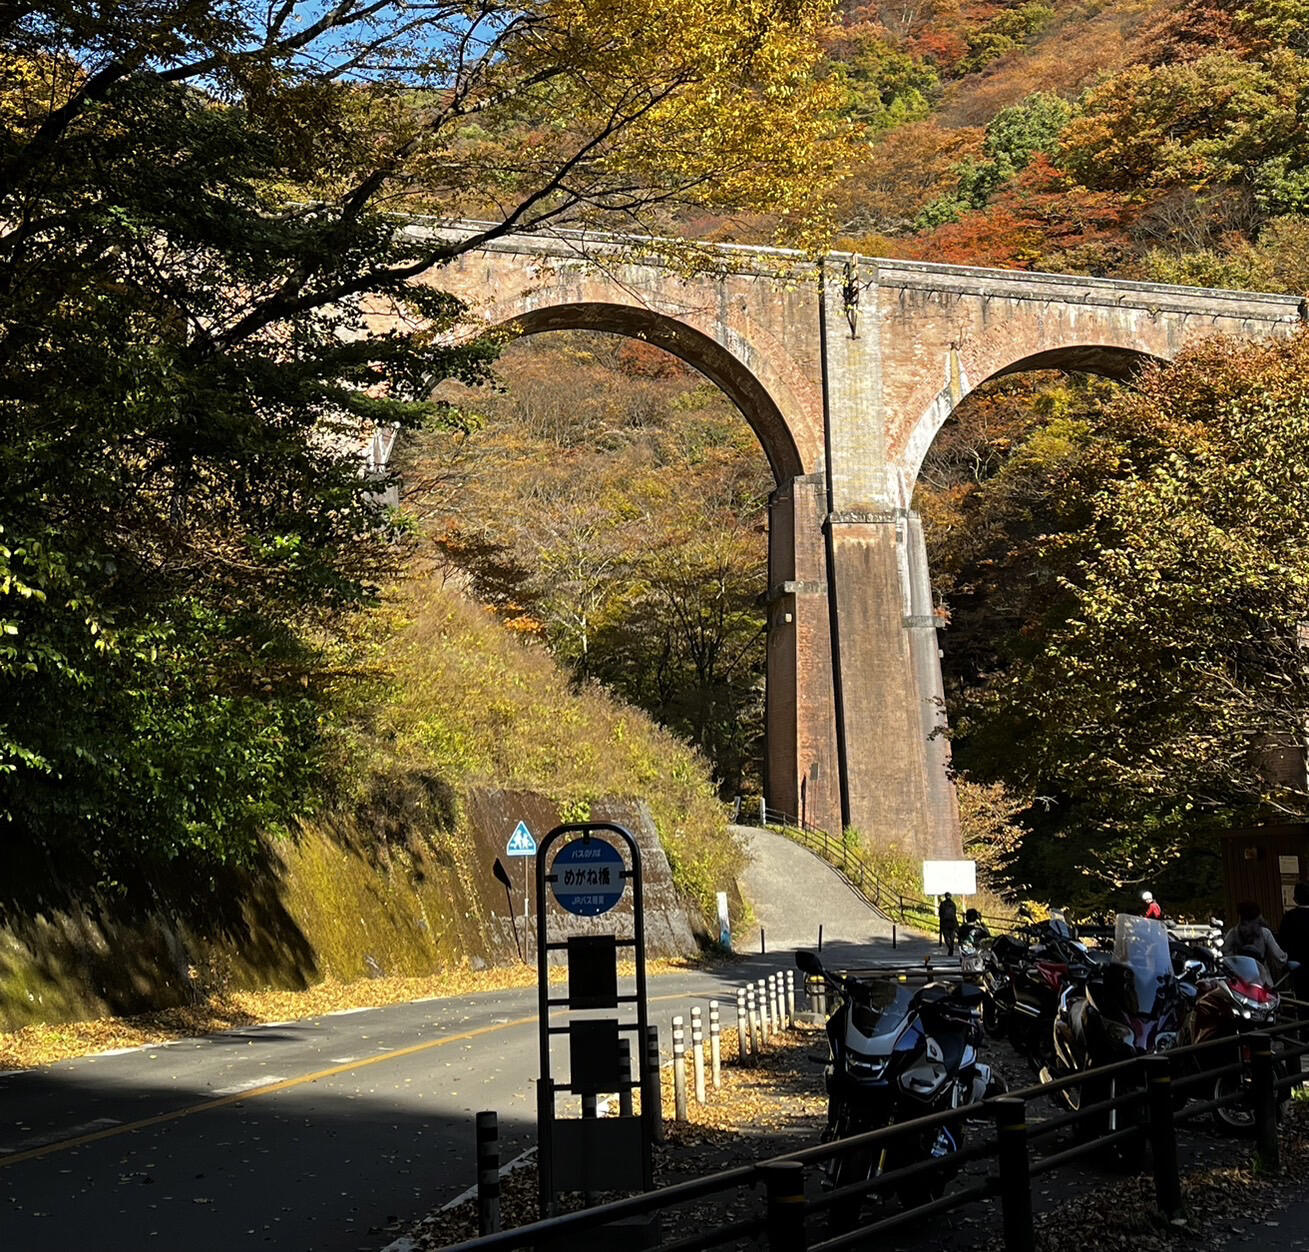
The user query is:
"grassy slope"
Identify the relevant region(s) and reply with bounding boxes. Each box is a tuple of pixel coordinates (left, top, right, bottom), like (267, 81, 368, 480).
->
(364, 568, 745, 926)
(0, 571, 741, 1031)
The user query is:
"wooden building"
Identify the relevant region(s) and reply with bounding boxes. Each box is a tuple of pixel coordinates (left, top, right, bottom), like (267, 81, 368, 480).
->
(1220, 824, 1309, 929)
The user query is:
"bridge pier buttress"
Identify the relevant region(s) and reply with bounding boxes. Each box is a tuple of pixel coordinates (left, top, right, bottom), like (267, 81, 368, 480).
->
(765, 474, 842, 838)
(823, 512, 960, 861)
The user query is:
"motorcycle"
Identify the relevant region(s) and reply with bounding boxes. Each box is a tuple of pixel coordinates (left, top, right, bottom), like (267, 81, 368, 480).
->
(1180, 950, 1295, 1133)
(958, 916, 990, 977)
(796, 949, 1001, 1227)
(982, 912, 1098, 1068)
(1048, 914, 1184, 1165)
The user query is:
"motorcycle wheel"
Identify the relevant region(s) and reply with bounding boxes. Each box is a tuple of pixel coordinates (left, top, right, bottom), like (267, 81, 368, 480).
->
(1211, 1072, 1256, 1136)
(890, 1123, 961, 1209)
(827, 1144, 876, 1235)
(1102, 1075, 1146, 1170)
(1071, 1074, 1143, 1168)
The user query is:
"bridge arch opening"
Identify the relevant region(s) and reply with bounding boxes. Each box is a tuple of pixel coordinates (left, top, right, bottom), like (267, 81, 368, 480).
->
(903, 342, 1166, 497)
(502, 302, 805, 486)
(406, 326, 777, 803)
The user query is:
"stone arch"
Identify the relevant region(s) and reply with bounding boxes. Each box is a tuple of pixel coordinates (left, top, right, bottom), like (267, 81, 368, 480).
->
(899, 340, 1167, 501)
(487, 301, 806, 485)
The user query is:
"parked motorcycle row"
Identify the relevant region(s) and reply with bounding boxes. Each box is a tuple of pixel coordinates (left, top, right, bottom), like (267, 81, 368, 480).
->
(797, 910, 1304, 1222)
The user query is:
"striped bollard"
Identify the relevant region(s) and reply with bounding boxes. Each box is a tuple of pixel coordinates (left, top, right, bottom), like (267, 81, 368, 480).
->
(785, 970, 796, 1027)
(475, 1111, 500, 1235)
(672, 1015, 689, 1122)
(769, 974, 781, 1033)
(736, 988, 750, 1064)
(758, 978, 770, 1043)
(753, 984, 764, 1063)
(618, 1036, 634, 1118)
(645, 1024, 664, 1144)
(709, 1000, 722, 1090)
(691, 1006, 706, 1104)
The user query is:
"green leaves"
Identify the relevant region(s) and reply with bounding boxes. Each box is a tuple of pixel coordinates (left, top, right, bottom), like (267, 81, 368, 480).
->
(925, 339, 1309, 898)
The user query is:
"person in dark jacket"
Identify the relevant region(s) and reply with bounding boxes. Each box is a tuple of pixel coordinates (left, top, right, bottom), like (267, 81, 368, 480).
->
(939, 892, 959, 956)
(1278, 881, 1309, 1002)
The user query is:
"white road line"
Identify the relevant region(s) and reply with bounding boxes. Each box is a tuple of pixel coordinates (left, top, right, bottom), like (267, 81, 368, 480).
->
(435, 1147, 538, 1213)
(211, 1075, 289, 1097)
(325, 1007, 371, 1016)
(0, 1118, 121, 1154)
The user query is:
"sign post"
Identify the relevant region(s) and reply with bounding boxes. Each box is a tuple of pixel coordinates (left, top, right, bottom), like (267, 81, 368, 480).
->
(506, 821, 536, 956)
(534, 823, 652, 1221)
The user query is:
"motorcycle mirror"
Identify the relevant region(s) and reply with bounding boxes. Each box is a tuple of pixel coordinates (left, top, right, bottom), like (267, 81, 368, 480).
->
(795, 950, 823, 976)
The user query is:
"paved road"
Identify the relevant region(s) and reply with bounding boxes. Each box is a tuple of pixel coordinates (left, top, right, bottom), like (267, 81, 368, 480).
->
(0, 949, 886, 1252)
(0, 830, 933, 1252)
(0, 967, 746, 1252)
(733, 824, 936, 964)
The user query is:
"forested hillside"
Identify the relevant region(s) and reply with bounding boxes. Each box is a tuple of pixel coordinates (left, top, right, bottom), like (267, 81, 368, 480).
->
(6, 0, 1309, 1014)
(416, 0, 1309, 912)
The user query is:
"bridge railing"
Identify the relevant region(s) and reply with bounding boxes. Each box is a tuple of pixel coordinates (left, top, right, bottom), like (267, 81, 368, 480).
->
(435, 988, 1309, 1252)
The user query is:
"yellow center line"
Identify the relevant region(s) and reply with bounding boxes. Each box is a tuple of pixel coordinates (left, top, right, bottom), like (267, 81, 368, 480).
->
(0, 987, 714, 1167)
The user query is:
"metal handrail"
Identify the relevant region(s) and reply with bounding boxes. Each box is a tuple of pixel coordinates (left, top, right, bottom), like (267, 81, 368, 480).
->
(441, 994, 1305, 1250)
(765, 812, 1020, 931)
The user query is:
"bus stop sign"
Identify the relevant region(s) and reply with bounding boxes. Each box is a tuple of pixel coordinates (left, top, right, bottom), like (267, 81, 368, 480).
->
(550, 839, 625, 916)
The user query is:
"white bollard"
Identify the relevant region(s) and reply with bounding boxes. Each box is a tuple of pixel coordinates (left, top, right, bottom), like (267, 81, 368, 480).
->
(672, 1015, 688, 1122)
(747, 983, 760, 1059)
(691, 1006, 706, 1104)
(709, 1000, 722, 1089)
(736, 988, 750, 1063)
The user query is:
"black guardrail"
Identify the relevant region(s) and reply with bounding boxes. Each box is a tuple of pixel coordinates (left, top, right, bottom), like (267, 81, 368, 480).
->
(435, 983, 1309, 1252)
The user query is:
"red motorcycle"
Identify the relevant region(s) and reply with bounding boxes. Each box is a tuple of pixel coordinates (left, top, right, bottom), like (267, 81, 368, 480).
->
(1180, 952, 1290, 1133)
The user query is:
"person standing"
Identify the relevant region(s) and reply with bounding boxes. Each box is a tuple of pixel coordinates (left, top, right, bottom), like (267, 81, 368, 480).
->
(1278, 881, 1309, 1002)
(939, 892, 959, 956)
(1223, 901, 1288, 968)
(1141, 890, 1163, 920)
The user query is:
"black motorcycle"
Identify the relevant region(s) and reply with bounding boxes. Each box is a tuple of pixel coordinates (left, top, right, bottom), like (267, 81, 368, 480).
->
(1048, 914, 1184, 1164)
(797, 950, 1000, 1226)
(982, 912, 1098, 1069)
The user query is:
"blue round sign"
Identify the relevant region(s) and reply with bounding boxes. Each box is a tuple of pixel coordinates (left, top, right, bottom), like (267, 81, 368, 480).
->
(550, 839, 626, 916)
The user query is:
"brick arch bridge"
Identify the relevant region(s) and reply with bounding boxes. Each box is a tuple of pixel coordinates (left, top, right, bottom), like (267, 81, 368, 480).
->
(382, 220, 1303, 859)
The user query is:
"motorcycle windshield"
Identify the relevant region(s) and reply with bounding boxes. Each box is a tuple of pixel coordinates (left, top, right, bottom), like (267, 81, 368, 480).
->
(850, 982, 916, 1038)
(1111, 914, 1173, 1015)
(1224, 954, 1271, 987)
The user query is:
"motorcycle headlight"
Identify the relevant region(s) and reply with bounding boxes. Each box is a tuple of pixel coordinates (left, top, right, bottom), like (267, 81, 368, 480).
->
(847, 1056, 888, 1079)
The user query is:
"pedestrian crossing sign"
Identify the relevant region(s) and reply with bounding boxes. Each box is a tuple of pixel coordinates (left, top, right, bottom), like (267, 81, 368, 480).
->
(506, 821, 536, 857)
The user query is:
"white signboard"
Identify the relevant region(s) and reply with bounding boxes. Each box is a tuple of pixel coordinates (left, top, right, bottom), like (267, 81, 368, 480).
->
(923, 859, 977, 896)
(1280, 854, 1300, 876)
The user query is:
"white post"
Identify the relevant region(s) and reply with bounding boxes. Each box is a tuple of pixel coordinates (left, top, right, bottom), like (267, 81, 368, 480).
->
(672, 1016, 688, 1122)
(709, 1000, 722, 1090)
(691, 1006, 706, 1104)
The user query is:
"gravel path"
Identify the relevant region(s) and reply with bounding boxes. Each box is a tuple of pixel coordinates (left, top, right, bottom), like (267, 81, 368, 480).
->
(731, 825, 935, 961)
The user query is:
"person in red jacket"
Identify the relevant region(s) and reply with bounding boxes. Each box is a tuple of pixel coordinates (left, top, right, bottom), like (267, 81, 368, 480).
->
(1141, 890, 1163, 920)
